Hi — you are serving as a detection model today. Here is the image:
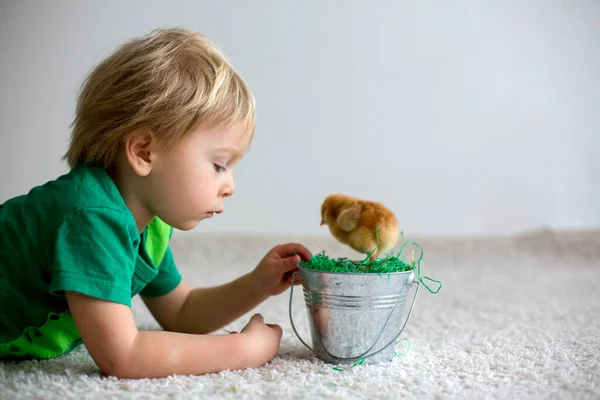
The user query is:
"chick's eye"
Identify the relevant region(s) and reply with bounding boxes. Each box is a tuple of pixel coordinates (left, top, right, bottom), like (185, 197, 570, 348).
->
(213, 163, 227, 173)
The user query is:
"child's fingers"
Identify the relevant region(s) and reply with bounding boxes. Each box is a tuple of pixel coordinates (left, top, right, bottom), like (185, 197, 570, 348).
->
(250, 313, 264, 323)
(266, 323, 283, 336)
(273, 243, 312, 261)
(285, 271, 302, 285)
(277, 254, 302, 273)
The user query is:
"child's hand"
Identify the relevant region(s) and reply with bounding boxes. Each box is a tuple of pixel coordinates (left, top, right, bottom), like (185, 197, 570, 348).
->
(250, 242, 312, 296)
(237, 313, 283, 367)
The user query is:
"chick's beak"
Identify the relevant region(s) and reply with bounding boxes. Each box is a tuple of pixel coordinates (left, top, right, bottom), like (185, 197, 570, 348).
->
(320, 218, 325, 226)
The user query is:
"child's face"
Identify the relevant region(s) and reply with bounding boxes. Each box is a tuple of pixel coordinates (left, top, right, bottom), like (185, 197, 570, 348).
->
(146, 121, 251, 231)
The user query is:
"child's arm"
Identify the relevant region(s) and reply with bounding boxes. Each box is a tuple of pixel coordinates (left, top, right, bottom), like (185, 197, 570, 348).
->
(142, 243, 312, 335)
(65, 291, 282, 379)
(142, 273, 268, 334)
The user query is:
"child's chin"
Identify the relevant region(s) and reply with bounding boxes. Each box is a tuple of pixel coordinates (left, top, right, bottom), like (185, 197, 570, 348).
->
(173, 220, 201, 231)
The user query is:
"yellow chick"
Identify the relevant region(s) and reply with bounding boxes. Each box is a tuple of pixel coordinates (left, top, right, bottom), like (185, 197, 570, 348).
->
(320, 193, 399, 260)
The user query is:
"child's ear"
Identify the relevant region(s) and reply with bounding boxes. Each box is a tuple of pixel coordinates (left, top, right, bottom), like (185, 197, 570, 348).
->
(124, 132, 154, 177)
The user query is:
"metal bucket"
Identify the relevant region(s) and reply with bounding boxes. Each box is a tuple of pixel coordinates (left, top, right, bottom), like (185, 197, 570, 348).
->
(289, 265, 420, 365)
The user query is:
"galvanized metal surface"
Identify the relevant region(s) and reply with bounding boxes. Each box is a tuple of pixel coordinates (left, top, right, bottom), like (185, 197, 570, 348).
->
(289, 265, 420, 364)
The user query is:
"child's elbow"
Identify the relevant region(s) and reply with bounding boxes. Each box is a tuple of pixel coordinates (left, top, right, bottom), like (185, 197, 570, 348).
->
(97, 357, 134, 379)
(90, 350, 139, 379)
(102, 360, 153, 380)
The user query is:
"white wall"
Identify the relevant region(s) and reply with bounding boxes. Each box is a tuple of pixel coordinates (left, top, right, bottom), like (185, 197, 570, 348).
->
(1, 0, 598, 237)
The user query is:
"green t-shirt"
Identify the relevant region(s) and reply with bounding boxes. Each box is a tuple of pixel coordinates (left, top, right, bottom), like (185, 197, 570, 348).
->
(0, 164, 182, 360)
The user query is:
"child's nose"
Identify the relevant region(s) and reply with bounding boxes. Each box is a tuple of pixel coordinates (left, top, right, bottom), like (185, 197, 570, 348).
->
(222, 182, 235, 197)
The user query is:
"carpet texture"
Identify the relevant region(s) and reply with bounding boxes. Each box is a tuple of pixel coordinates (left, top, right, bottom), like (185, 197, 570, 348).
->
(1, 231, 599, 399)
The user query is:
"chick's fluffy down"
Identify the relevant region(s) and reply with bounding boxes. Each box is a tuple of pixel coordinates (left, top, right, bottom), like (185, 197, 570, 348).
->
(320, 193, 399, 259)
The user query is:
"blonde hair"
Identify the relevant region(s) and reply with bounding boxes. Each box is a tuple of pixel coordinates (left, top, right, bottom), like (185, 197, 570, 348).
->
(64, 28, 255, 169)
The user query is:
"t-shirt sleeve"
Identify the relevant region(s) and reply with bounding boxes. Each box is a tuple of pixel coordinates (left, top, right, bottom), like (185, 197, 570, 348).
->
(48, 207, 137, 307)
(139, 245, 182, 298)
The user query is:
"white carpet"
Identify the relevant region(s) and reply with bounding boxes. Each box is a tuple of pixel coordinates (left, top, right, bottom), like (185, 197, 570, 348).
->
(1, 231, 599, 399)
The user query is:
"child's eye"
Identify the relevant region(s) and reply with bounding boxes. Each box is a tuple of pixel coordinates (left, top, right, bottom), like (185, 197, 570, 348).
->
(213, 163, 227, 173)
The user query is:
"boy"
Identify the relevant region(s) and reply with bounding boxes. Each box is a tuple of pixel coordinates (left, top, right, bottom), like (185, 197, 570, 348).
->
(0, 28, 312, 378)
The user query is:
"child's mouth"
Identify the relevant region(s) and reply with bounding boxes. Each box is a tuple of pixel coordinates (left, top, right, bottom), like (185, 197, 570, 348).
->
(205, 210, 222, 218)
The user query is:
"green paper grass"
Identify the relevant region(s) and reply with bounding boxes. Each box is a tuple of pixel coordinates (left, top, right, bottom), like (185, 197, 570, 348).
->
(298, 251, 415, 274)
(298, 232, 444, 294)
(299, 229, 417, 275)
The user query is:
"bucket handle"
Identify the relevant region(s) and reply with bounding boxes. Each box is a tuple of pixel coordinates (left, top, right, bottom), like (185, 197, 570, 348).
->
(288, 271, 420, 362)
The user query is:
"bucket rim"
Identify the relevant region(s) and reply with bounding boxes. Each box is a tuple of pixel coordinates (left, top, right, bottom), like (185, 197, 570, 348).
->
(297, 264, 415, 276)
